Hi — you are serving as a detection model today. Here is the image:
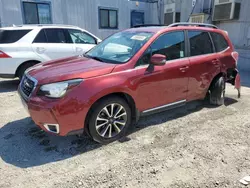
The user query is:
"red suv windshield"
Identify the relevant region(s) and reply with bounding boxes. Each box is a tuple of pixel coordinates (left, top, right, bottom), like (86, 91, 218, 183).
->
(86, 31, 153, 64)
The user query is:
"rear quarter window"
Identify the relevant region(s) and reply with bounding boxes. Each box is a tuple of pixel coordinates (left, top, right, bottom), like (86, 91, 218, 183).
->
(210, 32, 229, 52)
(0, 30, 31, 43)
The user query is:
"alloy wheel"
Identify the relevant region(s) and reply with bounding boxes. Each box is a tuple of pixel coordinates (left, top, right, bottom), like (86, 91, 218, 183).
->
(95, 103, 127, 138)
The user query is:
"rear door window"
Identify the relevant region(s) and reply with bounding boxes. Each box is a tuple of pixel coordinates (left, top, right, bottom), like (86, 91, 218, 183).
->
(33, 29, 47, 43)
(210, 32, 229, 52)
(44, 29, 67, 43)
(188, 31, 214, 56)
(0, 30, 31, 43)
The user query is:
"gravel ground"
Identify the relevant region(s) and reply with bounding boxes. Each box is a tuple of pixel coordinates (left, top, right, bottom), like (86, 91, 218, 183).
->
(0, 78, 250, 188)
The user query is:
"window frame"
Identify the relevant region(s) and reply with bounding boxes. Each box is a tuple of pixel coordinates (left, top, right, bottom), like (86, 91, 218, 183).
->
(135, 30, 188, 68)
(98, 7, 118, 29)
(185, 30, 216, 57)
(22, 1, 52, 24)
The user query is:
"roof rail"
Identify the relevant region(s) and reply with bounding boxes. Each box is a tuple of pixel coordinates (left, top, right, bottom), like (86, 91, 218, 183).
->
(14, 24, 80, 28)
(168, 22, 218, 29)
(132, 24, 165, 28)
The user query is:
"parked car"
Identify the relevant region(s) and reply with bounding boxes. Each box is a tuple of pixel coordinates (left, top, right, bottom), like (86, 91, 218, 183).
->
(0, 24, 101, 79)
(18, 23, 240, 144)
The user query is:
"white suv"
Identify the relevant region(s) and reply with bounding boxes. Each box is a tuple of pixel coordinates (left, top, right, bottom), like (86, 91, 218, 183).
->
(0, 24, 101, 79)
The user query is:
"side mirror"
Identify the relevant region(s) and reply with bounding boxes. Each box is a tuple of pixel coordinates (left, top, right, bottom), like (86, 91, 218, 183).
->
(150, 54, 166, 66)
(96, 39, 102, 44)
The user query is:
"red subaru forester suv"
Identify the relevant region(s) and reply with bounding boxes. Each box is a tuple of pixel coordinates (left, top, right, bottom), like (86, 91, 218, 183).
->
(18, 23, 240, 144)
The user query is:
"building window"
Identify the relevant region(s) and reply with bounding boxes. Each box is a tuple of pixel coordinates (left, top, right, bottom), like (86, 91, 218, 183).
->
(23, 2, 52, 24)
(99, 8, 118, 29)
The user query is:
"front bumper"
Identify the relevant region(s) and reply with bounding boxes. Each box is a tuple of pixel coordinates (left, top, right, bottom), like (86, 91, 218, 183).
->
(18, 86, 87, 136)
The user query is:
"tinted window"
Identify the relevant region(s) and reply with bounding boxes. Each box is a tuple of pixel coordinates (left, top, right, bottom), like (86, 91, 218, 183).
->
(210, 32, 229, 52)
(44, 29, 66, 43)
(0, 30, 31, 44)
(67, 29, 96, 44)
(33, 29, 47, 43)
(188, 31, 213, 56)
(99, 8, 118, 29)
(137, 31, 185, 66)
(23, 2, 52, 24)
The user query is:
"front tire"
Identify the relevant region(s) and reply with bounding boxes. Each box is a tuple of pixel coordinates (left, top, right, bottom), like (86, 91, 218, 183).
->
(17, 62, 37, 80)
(209, 76, 225, 106)
(88, 96, 132, 144)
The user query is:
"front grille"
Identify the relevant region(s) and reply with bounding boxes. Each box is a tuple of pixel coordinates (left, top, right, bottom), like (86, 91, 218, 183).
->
(20, 75, 35, 98)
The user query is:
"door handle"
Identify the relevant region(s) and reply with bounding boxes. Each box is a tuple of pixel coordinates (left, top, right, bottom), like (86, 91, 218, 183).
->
(76, 47, 83, 52)
(179, 66, 189, 72)
(212, 59, 220, 65)
(36, 47, 46, 53)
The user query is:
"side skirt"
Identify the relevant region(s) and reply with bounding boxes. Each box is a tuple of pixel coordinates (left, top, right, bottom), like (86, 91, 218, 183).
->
(141, 100, 186, 117)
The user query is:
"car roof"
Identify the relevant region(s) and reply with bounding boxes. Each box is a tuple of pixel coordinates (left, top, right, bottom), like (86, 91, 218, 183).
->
(0, 24, 82, 30)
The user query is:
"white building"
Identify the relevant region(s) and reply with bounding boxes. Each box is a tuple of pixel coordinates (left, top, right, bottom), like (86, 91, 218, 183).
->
(0, 0, 160, 39)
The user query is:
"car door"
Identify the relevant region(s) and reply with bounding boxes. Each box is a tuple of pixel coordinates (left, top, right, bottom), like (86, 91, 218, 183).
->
(186, 30, 221, 101)
(134, 31, 190, 113)
(32, 28, 75, 61)
(66, 29, 97, 55)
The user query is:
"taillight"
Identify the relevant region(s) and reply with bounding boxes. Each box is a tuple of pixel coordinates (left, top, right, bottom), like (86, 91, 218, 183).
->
(0, 51, 11, 58)
(232, 52, 239, 66)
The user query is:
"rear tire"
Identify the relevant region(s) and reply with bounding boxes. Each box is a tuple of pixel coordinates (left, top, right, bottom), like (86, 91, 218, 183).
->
(88, 96, 131, 144)
(209, 76, 225, 106)
(17, 62, 37, 80)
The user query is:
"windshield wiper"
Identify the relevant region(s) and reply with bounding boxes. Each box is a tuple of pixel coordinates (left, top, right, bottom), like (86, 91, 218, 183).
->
(82, 54, 91, 58)
(89, 55, 104, 62)
(82, 54, 105, 62)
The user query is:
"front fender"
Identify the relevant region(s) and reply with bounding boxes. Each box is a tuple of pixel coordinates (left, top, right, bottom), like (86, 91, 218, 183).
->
(79, 70, 138, 108)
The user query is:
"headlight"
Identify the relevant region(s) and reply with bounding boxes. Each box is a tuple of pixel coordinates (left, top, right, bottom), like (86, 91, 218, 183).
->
(38, 79, 83, 98)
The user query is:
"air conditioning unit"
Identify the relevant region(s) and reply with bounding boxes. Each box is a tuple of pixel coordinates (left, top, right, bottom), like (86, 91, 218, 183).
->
(164, 3, 180, 25)
(190, 13, 210, 23)
(213, 0, 241, 21)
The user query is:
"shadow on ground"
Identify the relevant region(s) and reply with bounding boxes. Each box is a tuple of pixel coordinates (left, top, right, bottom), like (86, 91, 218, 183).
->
(0, 79, 19, 93)
(0, 97, 238, 168)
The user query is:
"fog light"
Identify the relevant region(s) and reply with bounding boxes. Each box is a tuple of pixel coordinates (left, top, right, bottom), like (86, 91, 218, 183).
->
(43, 124, 60, 134)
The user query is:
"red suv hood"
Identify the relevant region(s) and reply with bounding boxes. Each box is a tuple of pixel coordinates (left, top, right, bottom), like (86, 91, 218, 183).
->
(28, 56, 116, 85)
